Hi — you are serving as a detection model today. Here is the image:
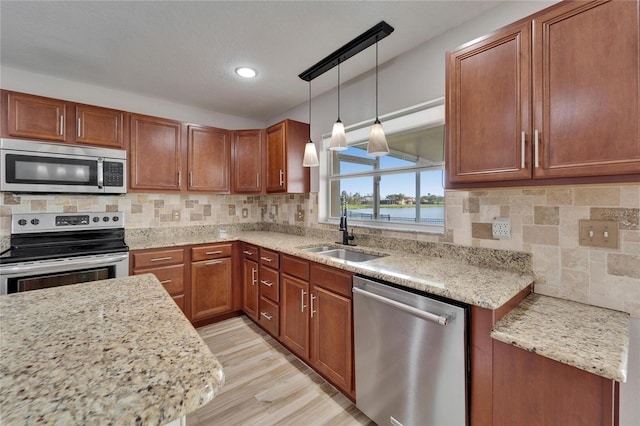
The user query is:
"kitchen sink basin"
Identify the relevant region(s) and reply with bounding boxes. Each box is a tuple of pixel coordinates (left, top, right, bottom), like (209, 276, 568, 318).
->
(301, 246, 386, 262)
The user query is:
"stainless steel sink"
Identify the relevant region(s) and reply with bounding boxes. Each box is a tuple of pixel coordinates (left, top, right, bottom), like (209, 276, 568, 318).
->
(302, 246, 385, 262)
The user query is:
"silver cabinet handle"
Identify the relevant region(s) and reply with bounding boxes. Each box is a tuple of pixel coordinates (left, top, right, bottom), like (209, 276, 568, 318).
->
(60, 115, 64, 135)
(205, 260, 223, 266)
(260, 280, 273, 287)
(352, 286, 449, 326)
(256, 173, 260, 188)
(260, 312, 273, 321)
(206, 250, 223, 255)
(177, 171, 181, 186)
(260, 256, 273, 262)
(189, 171, 193, 187)
(159, 279, 172, 285)
(521, 131, 526, 169)
(301, 289, 307, 312)
(311, 294, 317, 318)
(534, 129, 540, 168)
(77, 117, 81, 137)
(279, 169, 285, 186)
(243, 250, 254, 256)
(251, 267, 257, 285)
(150, 256, 173, 262)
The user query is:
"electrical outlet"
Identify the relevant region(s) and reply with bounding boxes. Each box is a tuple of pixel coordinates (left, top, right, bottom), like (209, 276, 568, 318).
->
(242, 208, 248, 218)
(492, 217, 511, 239)
(173, 210, 180, 221)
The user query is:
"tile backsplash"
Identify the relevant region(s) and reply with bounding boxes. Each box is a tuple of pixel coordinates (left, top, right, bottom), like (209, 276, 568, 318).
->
(2, 183, 638, 316)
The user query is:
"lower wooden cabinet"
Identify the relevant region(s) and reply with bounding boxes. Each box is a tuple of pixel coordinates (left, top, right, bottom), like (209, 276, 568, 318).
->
(191, 257, 233, 321)
(241, 244, 260, 321)
(280, 271, 311, 359)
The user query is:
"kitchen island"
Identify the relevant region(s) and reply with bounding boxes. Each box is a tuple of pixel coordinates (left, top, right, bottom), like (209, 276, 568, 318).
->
(0, 274, 224, 425)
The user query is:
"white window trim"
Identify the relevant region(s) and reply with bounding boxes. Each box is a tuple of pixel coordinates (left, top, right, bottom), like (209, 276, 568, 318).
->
(318, 98, 446, 234)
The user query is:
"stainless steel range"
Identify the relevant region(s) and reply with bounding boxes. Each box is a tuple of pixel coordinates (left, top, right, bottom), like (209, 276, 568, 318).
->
(0, 212, 129, 295)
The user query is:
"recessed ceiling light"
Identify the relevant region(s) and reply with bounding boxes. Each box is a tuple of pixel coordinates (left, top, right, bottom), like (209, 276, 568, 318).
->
(236, 67, 257, 78)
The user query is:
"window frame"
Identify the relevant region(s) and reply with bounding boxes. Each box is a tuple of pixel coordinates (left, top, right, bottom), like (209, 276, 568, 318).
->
(318, 98, 446, 233)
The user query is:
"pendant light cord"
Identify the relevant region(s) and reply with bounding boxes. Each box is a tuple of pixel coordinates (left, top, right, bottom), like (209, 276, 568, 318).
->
(375, 40, 379, 120)
(337, 62, 341, 120)
(308, 81, 312, 127)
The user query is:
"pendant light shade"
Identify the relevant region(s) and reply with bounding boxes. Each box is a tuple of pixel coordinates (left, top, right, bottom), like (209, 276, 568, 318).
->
(329, 63, 347, 151)
(367, 40, 389, 156)
(303, 81, 319, 167)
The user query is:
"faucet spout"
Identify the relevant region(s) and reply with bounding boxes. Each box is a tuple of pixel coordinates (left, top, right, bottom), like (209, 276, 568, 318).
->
(338, 195, 355, 246)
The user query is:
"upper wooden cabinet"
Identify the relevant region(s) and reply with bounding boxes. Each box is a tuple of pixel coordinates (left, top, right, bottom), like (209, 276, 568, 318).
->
(188, 125, 230, 193)
(76, 104, 124, 149)
(232, 129, 263, 193)
(130, 114, 183, 191)
(265, 119, 310, 193)
(446, 0, 640, 187)
(2, 91, 126, 148)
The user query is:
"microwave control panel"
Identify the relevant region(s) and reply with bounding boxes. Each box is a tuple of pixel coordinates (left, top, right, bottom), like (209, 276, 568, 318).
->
(103, 162, 124, 187)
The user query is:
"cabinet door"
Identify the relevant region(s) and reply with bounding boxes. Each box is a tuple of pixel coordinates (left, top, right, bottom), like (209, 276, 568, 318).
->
(191, 257, 233, 321)
(6, 92, 67, 142)
(76, 105, 124, 148)
(311, 286, 353, 396)
(232, 129, 263, 193)
(532, 0, 640, 178)
(265, 122, 286, 192)
(242, 258, 259, 321)
(280, 273, 310, 360)
(446, 21, 531, 184)
(130, 115, 183, 191)
(188, 125, 230, 192)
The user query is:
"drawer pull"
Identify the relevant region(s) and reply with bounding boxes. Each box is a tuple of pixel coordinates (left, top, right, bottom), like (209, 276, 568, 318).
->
(260, 256, 273, 262)
(150, 256, 173, 262)
(206, 250, 223, 255)
(159, 279, 172, 285)
(301, 289, 307, 312)
(77, 117, 81, 137)
(60, 115, 64, 135)
(260, 280, 273, 287)
(311, 293, 317, 318)
(243, 250, 254, 256)
(252, 268, 257, 285)
(260, 312, 273, 321)
(205, 260, 223, 266)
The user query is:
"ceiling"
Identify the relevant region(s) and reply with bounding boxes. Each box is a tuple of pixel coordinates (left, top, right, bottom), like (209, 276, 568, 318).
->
(0, 1, 503, 122)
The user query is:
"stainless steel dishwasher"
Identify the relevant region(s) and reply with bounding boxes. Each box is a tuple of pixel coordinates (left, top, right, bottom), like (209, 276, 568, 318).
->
(353, 276, 469, 426)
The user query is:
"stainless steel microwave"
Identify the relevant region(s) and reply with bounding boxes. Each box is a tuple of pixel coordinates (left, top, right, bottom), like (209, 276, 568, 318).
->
(0, 138, 126, 194)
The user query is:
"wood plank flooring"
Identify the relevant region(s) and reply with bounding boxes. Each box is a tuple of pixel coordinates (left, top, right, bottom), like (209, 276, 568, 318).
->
(187, 316, 374, 426)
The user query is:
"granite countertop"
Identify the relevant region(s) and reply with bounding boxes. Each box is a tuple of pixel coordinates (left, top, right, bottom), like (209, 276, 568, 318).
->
(0, 274, 224, 425)
(127, 230, 535, 310)
(491, 294, 630, 382)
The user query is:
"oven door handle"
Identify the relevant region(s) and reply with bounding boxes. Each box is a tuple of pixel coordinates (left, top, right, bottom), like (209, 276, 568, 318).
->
(0, 253, 129, 276)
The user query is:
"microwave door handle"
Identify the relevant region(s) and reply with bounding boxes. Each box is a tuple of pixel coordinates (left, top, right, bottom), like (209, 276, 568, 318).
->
(97, 158, 104, 188)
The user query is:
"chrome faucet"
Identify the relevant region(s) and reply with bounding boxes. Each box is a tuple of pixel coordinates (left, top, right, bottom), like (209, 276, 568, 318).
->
(338, 196, 355, 246)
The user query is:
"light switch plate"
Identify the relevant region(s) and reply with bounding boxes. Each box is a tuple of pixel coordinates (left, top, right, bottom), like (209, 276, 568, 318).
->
(579, 219, 618, 248)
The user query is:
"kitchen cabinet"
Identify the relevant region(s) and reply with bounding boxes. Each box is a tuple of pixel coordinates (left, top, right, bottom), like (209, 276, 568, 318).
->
(280, 255, 310, 359)
(257, 248, 280, 337)
(188, 125, 230, 193)
(493, 340, 617, 425)
(190, 243, 233, 322)
(129, 114, 184, 191)
(232, 129, 264, 193)
(1, 91, 126, 149)
(241, 243, 259, 321)
(265, 119, 310, 193)
(446, 0, 640, 187)
(130, 247, 187, 314)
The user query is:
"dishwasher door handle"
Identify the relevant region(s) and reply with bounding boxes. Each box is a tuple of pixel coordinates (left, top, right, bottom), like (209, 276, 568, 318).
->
(353, 286, 449, 326)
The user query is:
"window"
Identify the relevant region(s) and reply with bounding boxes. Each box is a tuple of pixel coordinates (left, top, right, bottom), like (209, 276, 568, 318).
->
(320, 99, 445, 232)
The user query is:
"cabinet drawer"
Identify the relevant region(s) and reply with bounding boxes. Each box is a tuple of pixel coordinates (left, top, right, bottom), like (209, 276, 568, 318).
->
(258, 297, 280, 337)
(310, 263, 353, 299)
(259, 265, 279, 302)
(132, 248, 184, 268)
(137, 264, 184, 296)
(281, 254, 309, 281)
(241, 243, 259, 261)
(172, 294, 185, 313)
(259, 248, 279, 268)
(192, 243, 232, 261)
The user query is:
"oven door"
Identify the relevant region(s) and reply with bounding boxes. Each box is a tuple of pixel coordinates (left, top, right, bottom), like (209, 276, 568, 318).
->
(0, 252, 129, 295)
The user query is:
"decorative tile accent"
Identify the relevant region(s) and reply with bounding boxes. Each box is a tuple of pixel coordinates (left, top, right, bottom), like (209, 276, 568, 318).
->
(3, 193, 21, 205)
(523, 225, 559, 246)
(534, 206, 560, 225)
(471, 222, 493, 240)
(590, 207, 639, 230)
(463, 197, 479, 213)
(574, 187, 621, 206)
(608, 253, 640, 279)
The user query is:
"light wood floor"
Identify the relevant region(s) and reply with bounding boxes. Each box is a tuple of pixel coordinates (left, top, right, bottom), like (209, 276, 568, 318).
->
(186, 316, 375, 426)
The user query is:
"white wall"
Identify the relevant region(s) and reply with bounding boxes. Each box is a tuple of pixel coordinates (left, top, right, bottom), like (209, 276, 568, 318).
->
(0, 66, 265, 130)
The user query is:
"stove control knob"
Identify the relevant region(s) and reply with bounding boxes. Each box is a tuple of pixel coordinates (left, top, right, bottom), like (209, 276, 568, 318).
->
(18, 219, 27, 226)
(112, 216, 119, 222)
(30, 219, 40, 225)
(103, 216, 110, 222)
(93, 217, 100, 223)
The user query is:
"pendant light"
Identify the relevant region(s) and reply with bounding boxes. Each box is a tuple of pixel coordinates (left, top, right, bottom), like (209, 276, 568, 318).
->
(367, 39, 389, 156)
(303, 81, 319, 167)
(329, 63, 347, 151)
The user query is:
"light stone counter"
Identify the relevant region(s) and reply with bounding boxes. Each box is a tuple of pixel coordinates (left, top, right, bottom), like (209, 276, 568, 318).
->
(491, 294, 630, 382)
(127, 229, 535, 310)
(0, 274, 224, 425)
